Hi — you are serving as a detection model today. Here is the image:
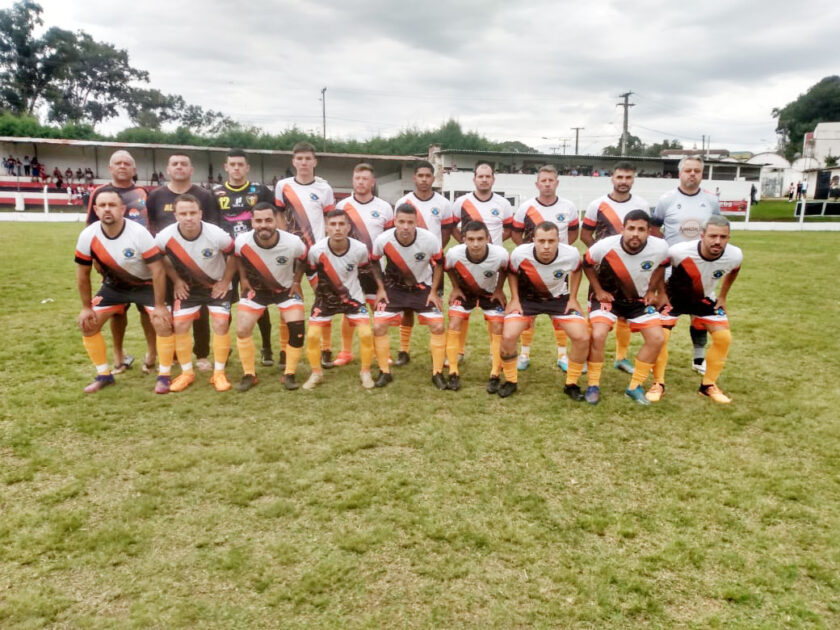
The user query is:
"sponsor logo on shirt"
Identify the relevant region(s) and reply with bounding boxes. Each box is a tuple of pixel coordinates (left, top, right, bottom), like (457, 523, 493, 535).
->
(201, 248, 213, 258)
(431, 207, 440, 216)
(491, 208, 500, 216)
(553, 270, 565, 279)
(556, 213, 566, 222)
(415, 253, 426, 261)
(123, 248, 136, 259)
(483, 270, 494, 278)
(276, 256, 288, 264)
(310, 193, 319, 201)
(346, 263, 355, 271)
(713, 270, 724, 279)
(641, 260, 653, 271)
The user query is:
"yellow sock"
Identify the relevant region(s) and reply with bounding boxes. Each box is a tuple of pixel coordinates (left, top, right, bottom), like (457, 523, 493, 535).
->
(554, 328, 567, 355)
(374, 334, 391, 373)
(284, 345, 302, 375)
(340, 315, 354, 354)
(703, 328, 731, 385)
(629, 360, 654, 389)
(213, 331, 230, 370)
(321, 321, 332, 351)
(399, 324, 412, 353)
(306, 326, 323, 372)
(490, 333, 502, 377)
(156, 333, 175, 375)
(358, 324, 374, 370)
(458, 319, 470, 354)
(653, 329, 671, 383)
(502, 355, 518, 383)
(615, 318, 631, 361)
(566, 361, 584, 386)
(82, 332, 110, 374)
(175, 333, 193, 372)
(279, 319, 289, 352)
(521, 326, 534, 349)
(237, 335, 256, 375)
(446, 329, 461, 374)
(430, 332, 446, 374)
(587, 361, 604, 387)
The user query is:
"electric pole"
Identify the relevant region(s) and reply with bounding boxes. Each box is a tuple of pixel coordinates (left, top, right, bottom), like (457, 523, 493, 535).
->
(321, 87, 327, 152)
(571, 127, 584, 154)
(616, 91, 635, 156)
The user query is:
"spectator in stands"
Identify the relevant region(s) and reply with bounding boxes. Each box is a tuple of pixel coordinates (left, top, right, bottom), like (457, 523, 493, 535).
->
(2, 156, 8, 174)
(157, 170, 165, 183)
(830, 176, 840, 201)
(23, 155, 30, 176)
(151, 171, 159, 185)
(750, 184, 758, 206)
(796, 181, 803, 200)
(65, 167, 73, 182)
(30, 158, 40, 181)
(53, 166, 63, 188)
(84, 167, 94, 183)
(15, 158, 22, 176)
(75, 167, 83, 181)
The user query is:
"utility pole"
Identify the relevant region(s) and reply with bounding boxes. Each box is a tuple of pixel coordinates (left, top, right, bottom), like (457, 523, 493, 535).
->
(616, 91, 635, 156)
(320, 87, 327, 152)
(559, 138, 570, 155)
(571, 127, 584, 154)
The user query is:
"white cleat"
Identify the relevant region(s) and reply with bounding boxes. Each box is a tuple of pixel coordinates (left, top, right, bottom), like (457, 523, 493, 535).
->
(360, 371, 375, 389)
(692, 360, 707, 375)
(302, 372, 324, 390)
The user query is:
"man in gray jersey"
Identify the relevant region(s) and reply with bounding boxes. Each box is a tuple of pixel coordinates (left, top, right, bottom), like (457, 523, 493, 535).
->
(652, 156, 721, 374)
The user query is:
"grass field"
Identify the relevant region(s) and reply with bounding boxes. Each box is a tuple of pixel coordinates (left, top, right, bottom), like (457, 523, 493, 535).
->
(1, 224, 839, 628)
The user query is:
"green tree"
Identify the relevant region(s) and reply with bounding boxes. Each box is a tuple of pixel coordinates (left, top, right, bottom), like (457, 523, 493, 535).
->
(601, 134, 644, 156)
(643, 139, 682, 157)
(773, 76, 840, 161)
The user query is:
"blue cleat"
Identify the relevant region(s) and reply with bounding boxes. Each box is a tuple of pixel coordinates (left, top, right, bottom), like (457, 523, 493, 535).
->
(584, 385, 600, 405)
(625, 385, 651, 406)
(558, 355, 587, 373)
(614, 358, 634, 374)
(517, 353, 530, 371)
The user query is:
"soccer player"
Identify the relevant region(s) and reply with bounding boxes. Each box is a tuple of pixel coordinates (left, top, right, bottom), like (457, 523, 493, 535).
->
(147, 152, 219, 373)
(155, 194, 237, 393)
(652, 156, 721, 375)
(653, 215, 742, 403)
(444, 221, 508, 392)
(499, 222, 589, 399)
(392, 160, 456, 365)
(581, 161, 652, 375)
(275, 141, 336, 368)
(75, 190, 174, 393)
(510, 164, 579, 372)
(583, 210, 669, 405)
(212, 149, 276, 368)
(333, 163, 394, 366)
(303, 209, 384, 390)
(370, 204, 446, 389)
(234, 202, 308, 392)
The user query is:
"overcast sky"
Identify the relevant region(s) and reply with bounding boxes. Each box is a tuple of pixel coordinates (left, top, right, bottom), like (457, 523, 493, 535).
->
(16, 0, 840, 154)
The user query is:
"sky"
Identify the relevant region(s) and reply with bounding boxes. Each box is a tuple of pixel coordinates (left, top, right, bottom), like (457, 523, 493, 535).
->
(13, 0, 840, 155)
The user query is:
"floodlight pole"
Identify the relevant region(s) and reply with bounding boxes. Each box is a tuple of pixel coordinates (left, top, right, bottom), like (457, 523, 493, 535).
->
(617, 91, 634, 156)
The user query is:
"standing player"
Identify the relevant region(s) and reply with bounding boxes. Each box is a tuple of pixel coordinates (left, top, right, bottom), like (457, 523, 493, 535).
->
(392, 160, 456, 365)
(581, 161, 651, 375)
(444, 221, 508, 392)
(234, 203, 308, 392)
(332, 163, 394, 366)
(583, 210, 668, 405)
(652, 156, 721, 374)
(147, 152, 219, 373)
(275, 141, 336, 368)
(212, 149, 276, 367)
(653, 216, 742, 403)
(75, 191, 174, 393)
(511, 164, 579, 371)
(303, 209, 384, 390)
(499, 223, 590, 399)
(370, 204, 446, 389)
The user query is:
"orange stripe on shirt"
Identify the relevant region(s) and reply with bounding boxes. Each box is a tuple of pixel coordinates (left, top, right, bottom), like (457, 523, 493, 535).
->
(281, 184, 315, 247)
(383, 242, 418, 286)
(239, 244, 284, 292)
(90, 236, 147, 286)
(678, 257, 706, 301)
(453, 260, 486, 296)
(598, 202, 624, 235)
(343, 203, 373, 252)
(518, 259, 551, 298)
(461, 199, 483, 224)
(318, 252, 356, 304)
(164, 238, 216, 288)
(405, 199, 428, 230)
(603, 250, 639, 299)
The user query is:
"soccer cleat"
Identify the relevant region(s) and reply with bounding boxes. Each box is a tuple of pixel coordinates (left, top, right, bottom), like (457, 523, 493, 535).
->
(360, 371, 375, 389)
(394, 351, 411, 367)
(195, 357, 213, 372)
(260, 347, 274, 367)
(374, 371, 393, 388)
(169, 371, 196, 392)
(302, 372, 324, 390)
(431, 372, 448, 391)
(236, 374, 258, 392)
(83, 374, 115, 394)
(277, 350, 286, 371)
(645, 382, 665, 403)
(447, 373, 461, 391)
(497, 381, 518, 398)
(113, 354, 134, 375)
(625, 385, 651, 406)
(281, 373, 299, 391)
(584, 385, 600, 405)
(320, 350, 334, 369)
(210, 371, 231, 392)
(614, 358, 634, 374)
(563, 384, 585, 402)
(557, 354, 568, 371)
(458, 352, 465, 365)
(698, 383, 731, 404)
(692, 359, 707, 375)
(332, 351, 354, 367)
(154, 375, 171, 394)
(517, 353, 531, 370)
(486, 376, 501, 394)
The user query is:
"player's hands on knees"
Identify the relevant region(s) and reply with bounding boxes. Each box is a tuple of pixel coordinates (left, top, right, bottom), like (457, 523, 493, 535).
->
(643, 289, 657, 306)
(566, 298, 582, 315)
(448, 287, 465, 306)
(77, 307, 98, 334)
(491, 289, 507, 308)
(375, 288, 388, 306)
(715, 298, 726, 311)
(594, 289, 614, 303)
(210, 280, 228, 300)
(654, 293, 671, 310)
(427, 292, 443, 312)
(151, 305, 173, 332)
(173, 279, 190, 301)
(504, 298, 521, 315)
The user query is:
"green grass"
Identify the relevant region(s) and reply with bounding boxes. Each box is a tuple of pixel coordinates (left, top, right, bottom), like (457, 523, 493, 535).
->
(736, 199, 840, 222)
(1, 224, 839, 628)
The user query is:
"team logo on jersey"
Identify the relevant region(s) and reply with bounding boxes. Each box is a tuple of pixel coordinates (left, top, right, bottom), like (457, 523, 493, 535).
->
(201, 248, 213, 258)
(346, 263, 355, 271)
(246, 194, 258, 207)
(415, 253, 426, 261)
(553, 270, 565, 279)
(713, 270, 725, 279)
(276, 256, 288, 265)
(122, 248, 136, 259)
(640, 260, 653, 271)
(491, 208, 500, 216)
(483, 270, 494, 278)
(555, 213, 566, 222)
(431, 207, 440, 216)
(645, 305, 656, 314)
(371, 211, 380, 218)
(310, 193, 319, 201)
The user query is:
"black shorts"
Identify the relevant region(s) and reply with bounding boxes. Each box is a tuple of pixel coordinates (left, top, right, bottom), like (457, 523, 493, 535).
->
(659, 298, 729, 329)
(374, 286, 443, 326)
(588, 297, 661, 331)
(91, 283, 157, 315)
(504, 295, 585, 327)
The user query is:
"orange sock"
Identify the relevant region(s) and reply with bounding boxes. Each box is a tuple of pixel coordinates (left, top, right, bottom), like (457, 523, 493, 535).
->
(502, 355, 518, 383)
(629, 360, 654, 389)
(446, 329, 461, 374)
(279, 319, 289, 353)
(358, 325, 374, 371)
(284, 345, 302, 375)
(615, 319, 631, 361)
(587, 361, 604, 387)
(399, 324, 412, 353)
(321, 321, 332, 351)
(156, 333, 175, 375)
(237, 335, 256, 375)
(340, 315, 354, 354)
(702, 328, 731, 386)
(520, 326, 534, 350)
(554, 328, 567, 356)
(82, 332, 110, 374)
(652, 329, 671, 383)
(565, 361, 584, 386)
(430, 332, 446, 374)
(306, 326, 323, 373)
(175, 332, 193, 372)
(458, 319, 470, 354)
(213, 331, 230, 371)
(374, 334, 391, 373)
(490, 334, 502, 377)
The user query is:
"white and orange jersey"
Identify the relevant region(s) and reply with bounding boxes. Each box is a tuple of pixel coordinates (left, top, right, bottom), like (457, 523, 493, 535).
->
(75, 219, 162, 290)
(509, 243, 581, 300)
(275, 177, 336, 248)
(155, 221, 234, 289)
(453, 192, 513, 245)
(582, 193, 651, 242)
(445, 243, 509, 297)
(372, 227, 442, 291)
(307, 237, 369, 305)
(667, 239, 743, 302)
(585, 234, 670, 301)
(335, 195, 394, 253)
(512, 196, 578, 244)
(393, 191, 456, 244)
(235, 229, 307, 293)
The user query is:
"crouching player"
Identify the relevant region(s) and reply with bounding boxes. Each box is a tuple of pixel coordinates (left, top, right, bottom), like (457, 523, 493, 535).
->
(444, 221, 509, 392)
(156, 194, 237, 393)
(583, 210, 669, 405)
(234, 202, 308, 392)
(499, 222, 589, 399)
(654, 215, 742, 403)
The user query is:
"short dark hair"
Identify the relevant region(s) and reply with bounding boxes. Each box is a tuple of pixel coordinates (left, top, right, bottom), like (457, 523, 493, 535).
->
(226, 148, 248, 162)
(354, 162, 374, 175)
(612, 161, 636, 172)
(395, 203, 417, 216)
(473, 160, 494, 175)
(414, 160, 434, 173)
(292, 141, 317, 156)
(534, 221, 559, 235)
(326, 208, 348, 220)
(623, 209, 651, 226)
(174, 193, 201, 211)
(168, 152, 192, 163)
(462, 220, 489, 236)
(252, 201, 278, 215)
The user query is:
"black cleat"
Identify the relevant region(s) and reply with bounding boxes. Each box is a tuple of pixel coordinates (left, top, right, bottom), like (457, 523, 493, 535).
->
(321, 350, 334, 369)
(374, 371, 393, 388)
(431, 372, 448, 390)
(277, 350, 286, 371)
(236, 374, 258, 392)
(281, 373, 299, 390)
(563, 384, 585, 401)
(498, 381, 518, 398)
(394, 351, 411, 367)
(447, 373, 461, 391)
(260, 348, 274, 367)
(486, 376, 501, 394)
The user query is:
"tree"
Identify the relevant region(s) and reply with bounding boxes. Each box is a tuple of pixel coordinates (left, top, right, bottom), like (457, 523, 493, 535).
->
(773, 76, 840, 161)
(601, 134, 644, 156)
(179, 104, 236, 134)
(122, 88, 183, 130)
(644, 139, 682, 157)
